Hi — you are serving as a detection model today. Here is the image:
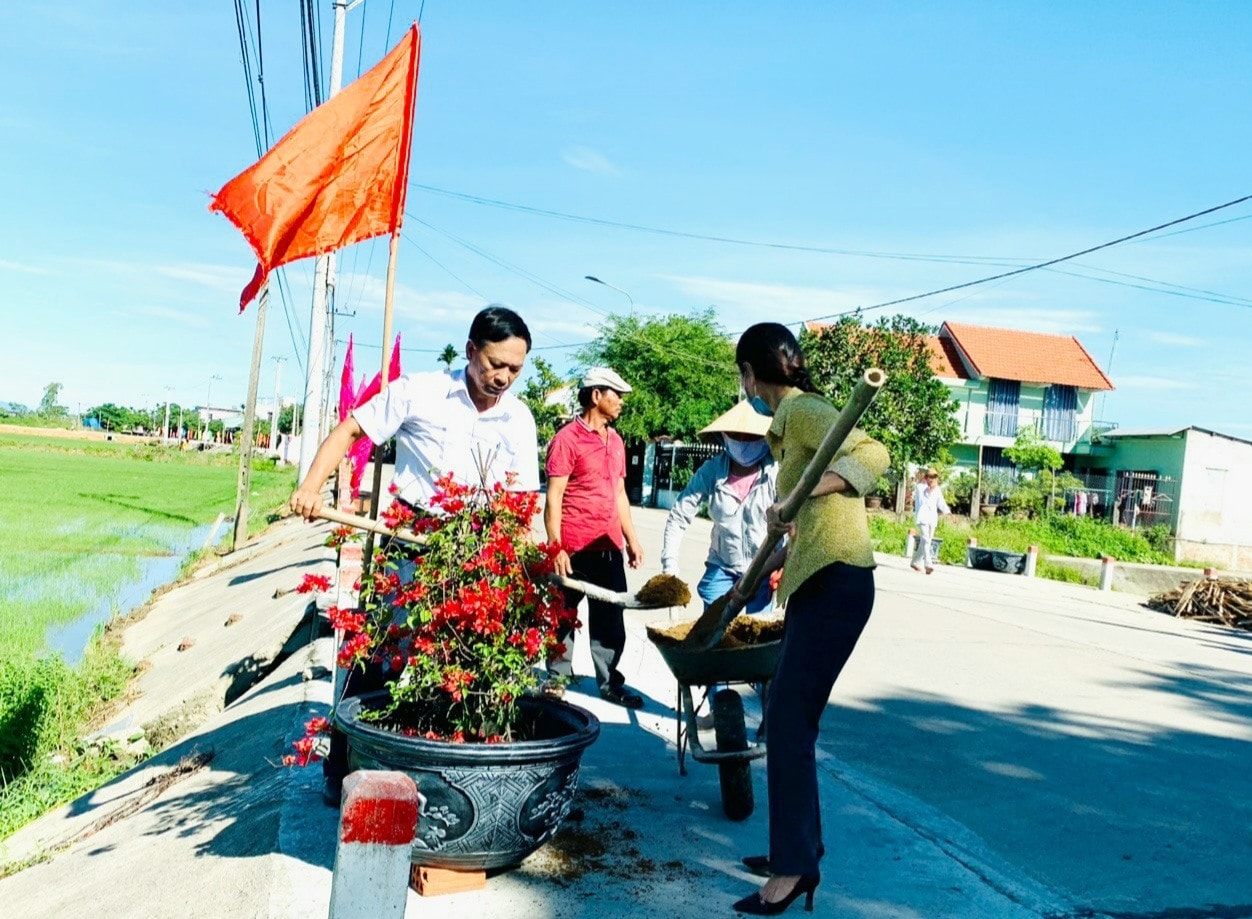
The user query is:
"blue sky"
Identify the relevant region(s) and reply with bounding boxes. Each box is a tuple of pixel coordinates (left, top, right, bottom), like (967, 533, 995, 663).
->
(1, 2, 1249, 434)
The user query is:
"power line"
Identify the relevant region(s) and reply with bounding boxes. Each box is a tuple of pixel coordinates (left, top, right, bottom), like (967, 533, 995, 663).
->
(802, 193, 1252, 324)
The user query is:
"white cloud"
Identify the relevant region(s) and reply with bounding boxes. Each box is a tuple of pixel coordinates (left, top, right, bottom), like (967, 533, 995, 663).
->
(1145, 331, 1204, 348)
(562, 146, 619, 176)
(664, 275, 874, 319)
(1114, 375, 1197, 391)
(942, 306, 1103, 335)
(0, 259, 47, 275)
(151, 263, 248, 294)
(131, 305, 212, 329)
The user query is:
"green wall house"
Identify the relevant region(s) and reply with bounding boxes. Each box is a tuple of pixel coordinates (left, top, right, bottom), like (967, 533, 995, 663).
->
(927, 321, 1115, 478)
(1098, 427, 1252, 569)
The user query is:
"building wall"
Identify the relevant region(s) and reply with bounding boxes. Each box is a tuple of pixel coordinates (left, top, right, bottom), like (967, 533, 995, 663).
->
(943, 379, 1102, 457)
(1176, 430, 1252, 555)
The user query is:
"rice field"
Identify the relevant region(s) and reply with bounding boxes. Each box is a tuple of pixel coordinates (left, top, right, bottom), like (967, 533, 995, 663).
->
(0, 433, 296, 658)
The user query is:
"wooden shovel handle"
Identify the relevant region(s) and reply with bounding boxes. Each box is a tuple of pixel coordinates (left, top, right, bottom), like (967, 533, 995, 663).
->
(316, 506, 428, 546)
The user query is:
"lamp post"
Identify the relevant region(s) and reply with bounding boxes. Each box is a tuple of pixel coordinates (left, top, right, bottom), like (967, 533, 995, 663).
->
(205, 374, 222, 442)
(584, 275, 634, 315)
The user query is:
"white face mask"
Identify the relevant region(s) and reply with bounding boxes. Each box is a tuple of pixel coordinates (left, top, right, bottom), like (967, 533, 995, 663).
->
(723, 435, 770, 467)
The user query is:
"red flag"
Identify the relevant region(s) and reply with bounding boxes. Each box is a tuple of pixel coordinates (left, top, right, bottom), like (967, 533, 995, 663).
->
(211, 24, 421, 311)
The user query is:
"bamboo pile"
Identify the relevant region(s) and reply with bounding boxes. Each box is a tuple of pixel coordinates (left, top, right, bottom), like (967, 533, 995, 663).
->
(1148, 577, 1252, 630)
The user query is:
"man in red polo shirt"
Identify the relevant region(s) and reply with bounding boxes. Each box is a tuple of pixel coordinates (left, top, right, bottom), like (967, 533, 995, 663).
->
(544, 367, 645, 708)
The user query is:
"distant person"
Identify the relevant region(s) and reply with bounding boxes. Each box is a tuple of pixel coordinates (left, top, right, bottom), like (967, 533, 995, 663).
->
(544, 367, 646, 709)
(661, 400, 779, 613)
(730, 322, 889, 915)
(911, 466, 949, 574)
(289, 304, 540, 806)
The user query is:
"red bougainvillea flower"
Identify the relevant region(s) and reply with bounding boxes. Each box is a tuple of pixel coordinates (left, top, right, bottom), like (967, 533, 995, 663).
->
(295, 573, 332, 594)
(285, 469, 580, 758)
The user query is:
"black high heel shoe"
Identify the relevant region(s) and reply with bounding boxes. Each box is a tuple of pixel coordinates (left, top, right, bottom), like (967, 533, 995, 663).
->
(741, 846, 825, 878)
(732, 874, 820, 915)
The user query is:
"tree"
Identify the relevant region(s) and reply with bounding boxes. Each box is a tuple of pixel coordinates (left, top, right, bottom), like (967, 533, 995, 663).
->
(517, 356, 569, 446)
(278, 402, 304, 435)
(1004, 425, 1063, 474)
(576, 309, 739, 442)
(87, 402, 132, 431)
(437, 343, 458, 369)
(38, 382, 67, 417)
(801, 313, 959, 481)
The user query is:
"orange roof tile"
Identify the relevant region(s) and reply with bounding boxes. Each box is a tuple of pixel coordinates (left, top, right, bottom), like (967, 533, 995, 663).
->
(941, 322, 1113, 391)
(926, 335, 968, 379)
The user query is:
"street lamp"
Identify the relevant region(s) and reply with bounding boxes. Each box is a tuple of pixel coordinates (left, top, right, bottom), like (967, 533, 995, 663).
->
(584, 275, 634, 315)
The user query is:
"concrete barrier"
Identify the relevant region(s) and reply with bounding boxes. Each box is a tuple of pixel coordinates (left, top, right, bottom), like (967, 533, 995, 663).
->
(328, 770, 420, 919)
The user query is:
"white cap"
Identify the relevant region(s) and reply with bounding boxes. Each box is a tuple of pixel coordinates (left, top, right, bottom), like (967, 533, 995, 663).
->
(580, 367, 632, 393)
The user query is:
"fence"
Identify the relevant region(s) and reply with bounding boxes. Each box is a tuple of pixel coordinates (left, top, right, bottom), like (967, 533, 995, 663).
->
(977, 467, 1178, 532)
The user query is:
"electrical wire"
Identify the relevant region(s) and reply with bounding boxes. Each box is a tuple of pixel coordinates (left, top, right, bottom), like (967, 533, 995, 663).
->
(802, 193, 1252, 324)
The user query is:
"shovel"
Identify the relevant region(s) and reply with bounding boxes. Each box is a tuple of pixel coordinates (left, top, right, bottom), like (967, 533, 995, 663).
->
(314, 506, 689, 610)
(680, 368, 887, 650)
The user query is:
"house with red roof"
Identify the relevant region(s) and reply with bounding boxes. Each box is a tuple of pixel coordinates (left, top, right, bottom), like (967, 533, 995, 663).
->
(926, 321, 1115, 472)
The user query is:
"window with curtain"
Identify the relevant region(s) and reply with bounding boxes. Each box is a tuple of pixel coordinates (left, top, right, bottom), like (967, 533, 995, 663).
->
(1042, 384, 1078, 442)
(985, 378, 1021, 437)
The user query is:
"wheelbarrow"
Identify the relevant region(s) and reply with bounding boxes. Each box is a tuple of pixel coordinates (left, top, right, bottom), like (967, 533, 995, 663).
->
(645, 614, 784, 821)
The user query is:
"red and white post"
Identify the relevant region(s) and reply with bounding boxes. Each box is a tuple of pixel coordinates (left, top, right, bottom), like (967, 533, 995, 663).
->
(966, 537, 977, 567)
(905, 528, 917, 560)
(1025, 545, 1039, 578)
(328, 771, 420, 919)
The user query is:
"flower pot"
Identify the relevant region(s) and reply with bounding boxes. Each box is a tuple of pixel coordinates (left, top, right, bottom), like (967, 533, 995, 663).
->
(337, 691, 600, 870)
(979, 502, 997, 518)
(864, 495, 883, 510)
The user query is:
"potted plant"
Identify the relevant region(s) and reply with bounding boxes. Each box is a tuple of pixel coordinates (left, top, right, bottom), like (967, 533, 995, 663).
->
(288, 473, 599, 870)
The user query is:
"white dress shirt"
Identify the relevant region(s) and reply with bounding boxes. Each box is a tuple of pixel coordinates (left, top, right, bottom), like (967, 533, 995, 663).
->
(352, 368, 539, 509)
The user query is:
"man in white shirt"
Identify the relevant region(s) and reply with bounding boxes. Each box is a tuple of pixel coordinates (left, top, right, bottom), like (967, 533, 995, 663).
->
(911, 466, 950, 574)
(290, 304, 539, 519)
(289, 304, 539, 806)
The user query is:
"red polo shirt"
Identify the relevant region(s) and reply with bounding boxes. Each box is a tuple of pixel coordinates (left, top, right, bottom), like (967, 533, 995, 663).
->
(546, 417, 626, 553)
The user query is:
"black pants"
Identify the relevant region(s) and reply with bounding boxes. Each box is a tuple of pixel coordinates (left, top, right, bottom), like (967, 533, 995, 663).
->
(766, 562, 875, 876)
(323, 657, 390, 783)
(548, 547, 628, 691)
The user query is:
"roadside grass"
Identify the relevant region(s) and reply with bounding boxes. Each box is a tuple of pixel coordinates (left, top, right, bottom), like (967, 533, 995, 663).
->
(0, 433, 295, 839)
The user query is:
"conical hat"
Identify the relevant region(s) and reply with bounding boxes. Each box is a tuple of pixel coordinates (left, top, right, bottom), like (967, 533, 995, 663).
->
(698, 399, 771, 443)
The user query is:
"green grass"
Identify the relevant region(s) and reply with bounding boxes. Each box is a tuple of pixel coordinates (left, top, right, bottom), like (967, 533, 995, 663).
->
(0, 432, 295, 840)
(0, 639, 136, 839)
(0, 433, 295, 657)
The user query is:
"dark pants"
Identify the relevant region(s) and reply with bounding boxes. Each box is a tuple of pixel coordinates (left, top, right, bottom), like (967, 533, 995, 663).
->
(548, 547, 628, 690)
(766, 562, 875, 876)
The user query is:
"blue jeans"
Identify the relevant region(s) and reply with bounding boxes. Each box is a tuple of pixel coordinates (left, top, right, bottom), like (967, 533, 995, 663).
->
(697, 562, 773, 613)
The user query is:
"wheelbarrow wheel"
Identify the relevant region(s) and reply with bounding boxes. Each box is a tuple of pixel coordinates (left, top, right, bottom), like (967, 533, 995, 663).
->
(712, 689, 754, 821)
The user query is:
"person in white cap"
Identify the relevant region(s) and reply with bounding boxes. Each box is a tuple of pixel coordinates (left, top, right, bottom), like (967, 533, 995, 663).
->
(661, 399, 780, 612)
(543, 366, 645, 708)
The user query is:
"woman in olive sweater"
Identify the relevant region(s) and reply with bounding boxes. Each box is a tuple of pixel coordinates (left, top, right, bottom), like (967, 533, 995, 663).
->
(730, 323, 889, 916)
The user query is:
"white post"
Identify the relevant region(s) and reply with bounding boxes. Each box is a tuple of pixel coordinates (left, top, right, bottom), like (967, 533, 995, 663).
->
(966, 537, 977, 568)
(1099, 556, 1115, 591)
(1024, 545, 1038, 578)
(905, 529, 916, 560)
(328, 771, 420, 919)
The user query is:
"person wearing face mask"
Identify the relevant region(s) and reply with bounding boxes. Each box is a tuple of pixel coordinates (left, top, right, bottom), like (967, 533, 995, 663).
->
(660, 400, 780, 614)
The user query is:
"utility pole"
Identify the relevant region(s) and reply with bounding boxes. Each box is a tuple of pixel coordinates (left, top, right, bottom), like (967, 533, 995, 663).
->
(233, 284, 270, 551)
(270, 356, 285, 456)
(162, 386, 173, 443)
(205, 374, 222, 441)
(297, 0, 351, 482)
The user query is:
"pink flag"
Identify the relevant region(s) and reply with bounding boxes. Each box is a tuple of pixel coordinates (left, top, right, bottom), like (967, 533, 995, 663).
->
(342, 335, 403, 498)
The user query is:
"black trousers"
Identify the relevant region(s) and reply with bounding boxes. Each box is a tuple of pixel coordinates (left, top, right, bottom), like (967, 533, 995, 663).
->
(548, 547, 628, 690)
(766, 562, 875, 876)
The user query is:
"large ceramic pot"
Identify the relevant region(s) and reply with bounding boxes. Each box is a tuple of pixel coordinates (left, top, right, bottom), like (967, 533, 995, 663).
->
(336, 692, 600, 870)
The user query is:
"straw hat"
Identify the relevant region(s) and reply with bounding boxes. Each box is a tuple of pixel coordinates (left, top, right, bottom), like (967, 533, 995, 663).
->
(698, 400, 772, 443)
